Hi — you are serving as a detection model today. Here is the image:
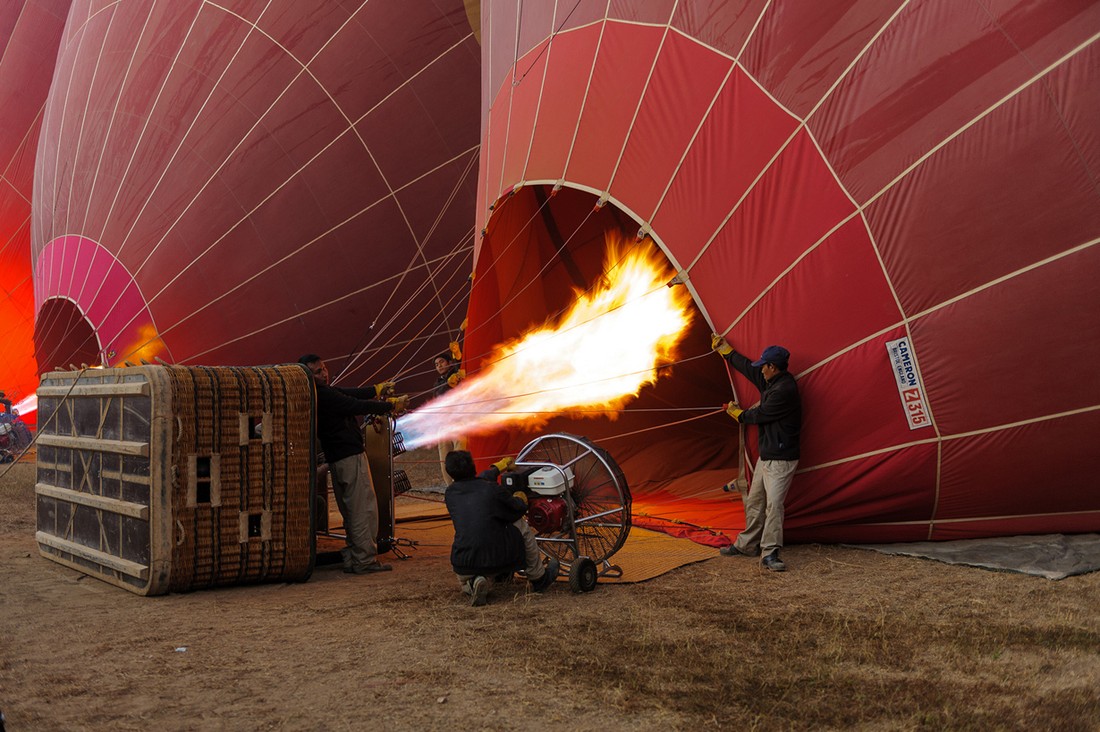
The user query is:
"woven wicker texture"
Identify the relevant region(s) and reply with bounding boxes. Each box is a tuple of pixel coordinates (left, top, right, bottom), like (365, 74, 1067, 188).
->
(166, 365, 314, 591)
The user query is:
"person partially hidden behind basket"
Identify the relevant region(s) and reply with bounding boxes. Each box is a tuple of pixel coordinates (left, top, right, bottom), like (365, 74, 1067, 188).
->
(298, 354, 408, 574)
(710, 335, 802, 572)
(444, 450, 559, 606)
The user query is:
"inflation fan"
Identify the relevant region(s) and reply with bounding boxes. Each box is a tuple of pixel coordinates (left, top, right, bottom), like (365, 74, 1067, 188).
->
(503, 433, 631, 592)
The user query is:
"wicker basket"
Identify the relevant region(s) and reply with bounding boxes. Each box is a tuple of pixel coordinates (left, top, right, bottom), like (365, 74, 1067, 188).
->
(35, 364, 315, 595)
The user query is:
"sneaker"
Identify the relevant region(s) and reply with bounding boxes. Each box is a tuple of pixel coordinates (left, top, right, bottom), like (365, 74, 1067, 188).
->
(719, 543, 758, 557)
(343, 561, 392, 574)
(761, 551, 786, 572)
(529, 557, 560, 593)
(470, 576, 490, 606)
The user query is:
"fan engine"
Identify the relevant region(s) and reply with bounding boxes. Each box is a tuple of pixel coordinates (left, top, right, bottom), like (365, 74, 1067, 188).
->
(524, 466, 573, 533)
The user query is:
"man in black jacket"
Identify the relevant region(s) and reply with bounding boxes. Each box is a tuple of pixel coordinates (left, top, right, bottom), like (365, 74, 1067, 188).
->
(299, 354, 405, 574)
(711, 336, 802, 571)
(444, 450, 558, 606)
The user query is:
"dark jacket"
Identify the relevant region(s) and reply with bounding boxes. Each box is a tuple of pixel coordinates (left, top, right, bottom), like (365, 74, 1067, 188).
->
(315, 382, 392, 464)
(432, 364, 462, 399)
(445, 466, 527, 576)
(724, 350, 802, 461)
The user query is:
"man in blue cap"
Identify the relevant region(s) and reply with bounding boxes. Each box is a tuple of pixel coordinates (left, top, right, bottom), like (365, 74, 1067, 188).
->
(711, 335, 802, 571)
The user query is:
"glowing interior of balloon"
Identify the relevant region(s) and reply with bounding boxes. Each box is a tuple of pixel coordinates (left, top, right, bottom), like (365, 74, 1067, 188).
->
(398, 235, 693, 449)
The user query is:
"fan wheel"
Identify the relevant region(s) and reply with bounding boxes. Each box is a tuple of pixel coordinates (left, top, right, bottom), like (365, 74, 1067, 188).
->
(516, 433, 630, 566)
(568, 557, 598, 593)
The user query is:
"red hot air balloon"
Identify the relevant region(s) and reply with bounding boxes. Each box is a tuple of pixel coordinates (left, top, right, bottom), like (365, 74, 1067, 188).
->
(468, 0, 1100, 543)
(32, 0, 482, 397)
(0, 0, 70, 425)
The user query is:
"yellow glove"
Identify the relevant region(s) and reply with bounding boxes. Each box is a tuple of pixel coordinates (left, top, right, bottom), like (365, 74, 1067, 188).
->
(725, 401, 744, 422)
(447, 369, 466, 388)
(387, 394, 409, 416)
(374, 381, 396, 398)
(449, 340, 463, 361)
(493, 456, 515, 472)
(711, 333, 733, 356)
(459, 318, 467, 332)
(512, 491, 528, 506)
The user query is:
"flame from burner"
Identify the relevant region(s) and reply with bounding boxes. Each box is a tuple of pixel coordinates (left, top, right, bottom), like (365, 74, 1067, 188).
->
(398, 233, 692, 449)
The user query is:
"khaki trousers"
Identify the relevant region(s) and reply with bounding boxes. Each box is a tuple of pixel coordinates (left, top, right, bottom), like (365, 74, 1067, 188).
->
(457, 518, 545, 593)
(329, 452, 379, 570)
(734, 457, 798, 556)
(437, 437, 467, 485)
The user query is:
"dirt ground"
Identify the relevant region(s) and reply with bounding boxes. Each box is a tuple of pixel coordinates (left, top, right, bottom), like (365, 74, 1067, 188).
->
(2, 457, 1099, 731)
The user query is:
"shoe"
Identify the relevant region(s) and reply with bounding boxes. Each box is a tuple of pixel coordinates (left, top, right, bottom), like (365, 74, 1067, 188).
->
(529, 558, 560, 593)
(719, 543, 758, 557)
(470, 576, 490, 606)
(343, 561, 392, 574)
(761, 551, 786, 572)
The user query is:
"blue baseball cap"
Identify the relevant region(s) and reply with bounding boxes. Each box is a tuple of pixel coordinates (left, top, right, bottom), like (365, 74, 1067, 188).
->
(751, 345, 790, 368)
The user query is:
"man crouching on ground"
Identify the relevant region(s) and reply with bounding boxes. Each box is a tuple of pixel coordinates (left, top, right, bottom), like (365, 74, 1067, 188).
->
(444, 450, 558, 606)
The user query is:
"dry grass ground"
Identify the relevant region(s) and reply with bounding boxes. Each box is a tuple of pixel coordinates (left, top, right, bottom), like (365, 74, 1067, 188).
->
(2, 456, 1099, 731)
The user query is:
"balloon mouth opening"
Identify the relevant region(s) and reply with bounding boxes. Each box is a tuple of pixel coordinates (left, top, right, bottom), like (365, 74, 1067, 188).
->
(34, 297, 101, 372)
(466, 184, 737, 502)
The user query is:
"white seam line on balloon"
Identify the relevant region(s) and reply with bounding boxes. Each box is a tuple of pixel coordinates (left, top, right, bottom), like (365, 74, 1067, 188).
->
(795, 403, 1100, 476)
(797, 509, 1100, 529)
(339, 245, 475, 387)
(115, 1, 274, 277)
(981, 0, 1100, 201)
(0, 0, 28, 78)
(126, 144, 480, 353)
(515, 2, 560, 188)
(639, 31, 735, 231)
(328, 26, 480, 331)
(108, 25, 477, 359)
(602, 11, 677, 196)
(92, 5, 204, 259)
(113, 2, 460, 332)
(62, 9, 119, 312)
(335, 152, 482, 381)
(555, 0, 611, 193)
(45, 12, 90, 291)
(193, 239, 473, 372)
(33, 16, 99, 360)
(861, 29, 1100, 211)
(70, 2, 154, 312)
(683, 0, 911, 287)
(46, 3, 205, 360)
(36, 2, 188, 365)
(734, 0, 773, 64)
(178, 244, 474, 363)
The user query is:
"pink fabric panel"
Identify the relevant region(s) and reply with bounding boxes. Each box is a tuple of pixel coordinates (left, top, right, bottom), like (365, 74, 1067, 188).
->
(741, 0, 903, 119)
(986, 0, 1100, 71)
(523, 25, 602, 183)
(689, 130, 854, 329)
(937, 412, 1100, 524)
(784, 329, 928, 467)
(671, 0, 770, 59)
(811, 0, 1051, 204)
(607, 0, 676, 24)
(610, 33, 732, 222)
(786, 443, 938, 536)
(483, 80, 513, 205)
(867, 86, 1100, 318)
(729, 217, 901, 383)
(1047, 40, 1100, 195)
(911, 244, 1100, 436)
(651, 68, 798, 267)
(501, 40, 550, 188)
(565, 23, 664, 190)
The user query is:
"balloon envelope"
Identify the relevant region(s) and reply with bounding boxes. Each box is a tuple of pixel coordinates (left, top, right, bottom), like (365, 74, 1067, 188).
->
(471, 0, 1100, 542)
(0, 0, 69, 424)
(32, 0, 482, 397)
